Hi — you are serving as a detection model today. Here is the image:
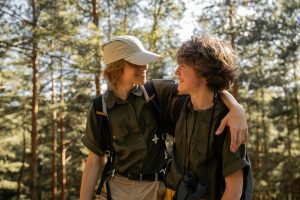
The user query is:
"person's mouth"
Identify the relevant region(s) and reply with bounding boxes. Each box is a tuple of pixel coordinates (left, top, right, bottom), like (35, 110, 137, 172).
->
(136, 72, 146, 77)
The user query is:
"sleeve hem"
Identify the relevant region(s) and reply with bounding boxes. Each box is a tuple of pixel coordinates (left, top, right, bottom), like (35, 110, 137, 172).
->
(81, 135, 105, 156)
(223, 159, 249, 177)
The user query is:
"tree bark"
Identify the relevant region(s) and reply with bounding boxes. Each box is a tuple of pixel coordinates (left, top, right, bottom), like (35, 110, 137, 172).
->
(92, 0, 101, 96)
(30, 0, 39, 199)
(228, 0, 238, 99)
(123, 1, 128, 34)
(51, 55, 58, 200)
(292, 63, 300, 142)
(59, 64, 67, 200)
(149, 0, 163, 52)
(106, 0, 112, 40)
(17, 110, 27, 200)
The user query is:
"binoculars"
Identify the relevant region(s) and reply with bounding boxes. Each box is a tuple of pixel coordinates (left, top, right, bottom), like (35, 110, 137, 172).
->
(174, 172, 207, 200)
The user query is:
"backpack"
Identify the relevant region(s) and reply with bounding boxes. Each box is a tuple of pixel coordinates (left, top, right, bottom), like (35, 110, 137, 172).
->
(92, 81, 185, 198)
(214, 108, 254, 200)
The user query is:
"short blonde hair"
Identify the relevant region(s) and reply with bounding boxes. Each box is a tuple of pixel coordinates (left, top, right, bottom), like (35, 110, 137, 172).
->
(103, 59, 126, 90)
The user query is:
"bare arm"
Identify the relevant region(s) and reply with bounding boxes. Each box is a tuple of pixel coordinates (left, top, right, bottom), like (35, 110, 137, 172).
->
(221, 170, 243, 200)
(80, 151, 106, 200)
(218, 91, 248, 152)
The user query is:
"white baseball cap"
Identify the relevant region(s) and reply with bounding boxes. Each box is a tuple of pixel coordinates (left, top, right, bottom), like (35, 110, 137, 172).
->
(102, 35, 161, 65)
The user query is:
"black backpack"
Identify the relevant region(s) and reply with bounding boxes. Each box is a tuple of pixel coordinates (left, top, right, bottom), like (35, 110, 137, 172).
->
(214, 108, 254, 200)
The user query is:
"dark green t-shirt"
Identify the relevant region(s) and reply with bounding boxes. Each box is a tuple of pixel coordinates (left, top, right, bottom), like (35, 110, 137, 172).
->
(165, 99, 250, 199)
(81, 80, 178, 174)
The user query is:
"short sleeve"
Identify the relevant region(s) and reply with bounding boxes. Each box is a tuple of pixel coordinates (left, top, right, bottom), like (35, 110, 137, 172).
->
(222, 130, 250, 177)
(151, 79, 178, 101)
(81, 104, 105, 156)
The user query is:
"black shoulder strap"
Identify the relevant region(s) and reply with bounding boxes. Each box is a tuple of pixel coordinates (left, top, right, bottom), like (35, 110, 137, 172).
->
(214, 107, 253, 200)
(144, 82, 160, 117)
(93, 95, 113, 199)
(144, 81, 164, 134)
(214, 126, 227, 199)
(93, 96, 112, 151)
(213, 106, 228, 199)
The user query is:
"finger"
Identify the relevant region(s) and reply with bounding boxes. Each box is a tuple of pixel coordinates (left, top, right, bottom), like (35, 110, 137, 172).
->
(230, 127, 237, 153)
(215, 118, 227, 135)
(236, 129, 243, 149)
(243, 128, 248, 144)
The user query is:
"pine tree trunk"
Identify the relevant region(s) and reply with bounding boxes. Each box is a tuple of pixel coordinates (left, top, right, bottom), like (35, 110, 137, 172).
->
(292, 64, 300, 142)
(17, 110, 27, 200)
(51, 55, 58, 200)
(31, 0, 39, 199)
(92, 0, 101, 96)
(59, 64, 67, 200)
(255, 102, 263, 199)
(228, 0, 238, 99)
(149, 0, 163, 52)
(106, 0, 112, 40)
(281, 63, 293, 197)
(255, 46, 267, 199)
(60, 113, 66, 200)
(123, 4, 128, 34)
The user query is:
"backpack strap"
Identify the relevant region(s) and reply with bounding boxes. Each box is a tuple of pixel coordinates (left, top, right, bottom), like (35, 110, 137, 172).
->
(143, 81, 161, 130)
(214, 105, 253, 200)
(93, 95, 113, 200)
(214, 118, 227, 199)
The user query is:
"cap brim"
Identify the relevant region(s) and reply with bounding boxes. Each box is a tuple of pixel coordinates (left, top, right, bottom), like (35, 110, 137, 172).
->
(124, 50, 161, 65)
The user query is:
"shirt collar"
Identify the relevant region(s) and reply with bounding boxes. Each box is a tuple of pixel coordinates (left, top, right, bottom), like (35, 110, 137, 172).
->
(103, 85, 143, 109)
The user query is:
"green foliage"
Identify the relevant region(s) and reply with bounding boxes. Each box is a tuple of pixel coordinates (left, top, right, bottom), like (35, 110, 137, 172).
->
(0, 0, 299, 199)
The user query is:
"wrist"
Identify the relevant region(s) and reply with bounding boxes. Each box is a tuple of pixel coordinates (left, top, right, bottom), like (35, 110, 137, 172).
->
(230, 102, 243, 111)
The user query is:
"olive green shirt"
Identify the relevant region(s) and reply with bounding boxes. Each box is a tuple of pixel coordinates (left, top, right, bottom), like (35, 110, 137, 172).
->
(166, 99, 250, 199)
(81, 80, 178, 174)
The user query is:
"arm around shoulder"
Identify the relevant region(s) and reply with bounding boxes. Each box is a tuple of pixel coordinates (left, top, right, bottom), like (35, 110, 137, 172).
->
(218, 91, 248, 152)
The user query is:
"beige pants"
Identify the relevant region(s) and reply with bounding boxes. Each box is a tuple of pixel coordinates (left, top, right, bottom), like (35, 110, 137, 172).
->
(96, 174, 166, 200)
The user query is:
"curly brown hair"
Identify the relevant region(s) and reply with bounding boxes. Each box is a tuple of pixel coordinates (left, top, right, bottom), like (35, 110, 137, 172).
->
(103, 59, 126, 90)
(176, 35, 239, 92)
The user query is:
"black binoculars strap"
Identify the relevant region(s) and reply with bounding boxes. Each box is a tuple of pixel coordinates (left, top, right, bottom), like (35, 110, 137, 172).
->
(183, 93, 217, 181)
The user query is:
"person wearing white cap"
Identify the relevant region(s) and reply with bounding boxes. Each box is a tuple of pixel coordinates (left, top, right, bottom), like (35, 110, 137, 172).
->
(79, 35, 248, 200)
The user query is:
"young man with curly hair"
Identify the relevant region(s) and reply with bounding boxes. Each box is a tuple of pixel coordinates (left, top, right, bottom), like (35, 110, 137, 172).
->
(165, 35, 251, 200)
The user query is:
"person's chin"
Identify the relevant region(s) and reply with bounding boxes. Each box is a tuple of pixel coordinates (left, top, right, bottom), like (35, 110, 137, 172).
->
(136, 79, 146, 85)
(177, 85, 183, 92)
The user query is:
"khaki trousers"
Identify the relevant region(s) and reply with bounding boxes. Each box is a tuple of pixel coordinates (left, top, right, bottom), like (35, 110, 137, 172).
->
(96, 174, 166, 200)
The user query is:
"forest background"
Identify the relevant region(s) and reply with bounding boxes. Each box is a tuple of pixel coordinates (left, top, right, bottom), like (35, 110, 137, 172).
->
(0, 0, 299, 199)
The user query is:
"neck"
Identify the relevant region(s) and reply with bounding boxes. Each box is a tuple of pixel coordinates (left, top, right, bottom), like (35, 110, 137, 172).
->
(190, 86, 214, 110)
(114, 83, 135, 100)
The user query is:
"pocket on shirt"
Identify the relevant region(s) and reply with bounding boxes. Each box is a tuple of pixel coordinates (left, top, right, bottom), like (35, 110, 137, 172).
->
(112, 127, 129, 142)
(195, 139, 208, 155)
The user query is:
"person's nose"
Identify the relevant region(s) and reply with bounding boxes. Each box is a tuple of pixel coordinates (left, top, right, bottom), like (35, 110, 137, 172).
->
(175, 66, 180, 76)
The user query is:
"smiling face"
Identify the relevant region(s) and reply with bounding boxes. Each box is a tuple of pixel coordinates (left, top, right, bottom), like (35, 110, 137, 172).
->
(120, 62, 148, 87)
(175, 35, 239, 93)
(175, 63, 204, 95)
